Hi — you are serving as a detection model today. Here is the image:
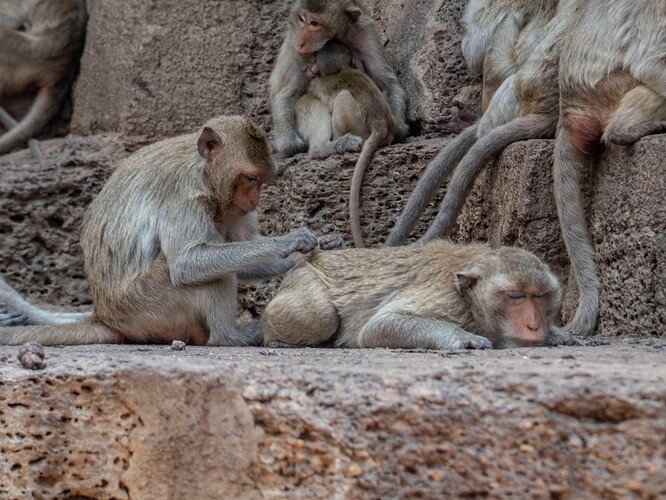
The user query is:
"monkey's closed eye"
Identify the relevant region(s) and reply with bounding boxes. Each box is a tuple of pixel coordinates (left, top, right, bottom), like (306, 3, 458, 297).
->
(298, 14, 305, 23)
(310, 20, 318, 27)
(505, 291, 525, 299)
(244, 174, 258, 182)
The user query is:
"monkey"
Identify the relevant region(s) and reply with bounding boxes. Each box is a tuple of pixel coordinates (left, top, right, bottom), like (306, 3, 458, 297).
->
(0, 115, 343, 346)
(385, 0, 573, 246)
(0, 0, 87, 156)
(0, 275, 90, 326)
(294, 40, 365, 160)
(262, 240, 578, 350)
(305, 40, 399, 247)
(269, 0, 407, 158)
(0, 105, 43, 160)
(553, 0, 666, 336)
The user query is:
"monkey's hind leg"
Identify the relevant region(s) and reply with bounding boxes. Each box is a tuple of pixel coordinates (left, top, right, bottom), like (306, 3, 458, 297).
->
(356, 305, 492, 350)
(261, 265, 339, 348)
(331, 90, 369, 139)
(602, 86, 666, 145)
(0, 105, 44, 161)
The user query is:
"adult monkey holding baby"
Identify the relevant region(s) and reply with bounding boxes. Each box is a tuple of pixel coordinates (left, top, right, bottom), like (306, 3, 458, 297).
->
(269, 0, 407, 157)
(0, 115, 342, 346)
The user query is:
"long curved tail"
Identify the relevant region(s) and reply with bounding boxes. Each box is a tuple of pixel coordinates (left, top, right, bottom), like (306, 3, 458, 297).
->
(0, 84, 67, 157)
(385, 125, 479, 247)
(349, 130, 384, 248)
(552, 125, 600, 336)
(421, 114, 556, 242)
(0, 319, 120, 346)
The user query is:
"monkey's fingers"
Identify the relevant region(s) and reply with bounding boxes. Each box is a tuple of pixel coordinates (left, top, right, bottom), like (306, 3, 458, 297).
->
(318, 234, 345, 250)
(0, 310, 28, 326)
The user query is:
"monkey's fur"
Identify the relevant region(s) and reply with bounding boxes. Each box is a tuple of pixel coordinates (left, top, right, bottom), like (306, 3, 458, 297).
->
(262, 241, 575, 350)
(553, 0, 666, 336)
(386, 0, 568, 246)
(269, 0, 407, 157)
(307, 41, 398, 248)
(0, 116, 339, 346)
(0, 0, 87, 156)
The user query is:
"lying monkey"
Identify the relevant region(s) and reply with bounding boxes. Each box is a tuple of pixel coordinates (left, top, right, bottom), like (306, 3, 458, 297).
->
(262, 241, 577, 349)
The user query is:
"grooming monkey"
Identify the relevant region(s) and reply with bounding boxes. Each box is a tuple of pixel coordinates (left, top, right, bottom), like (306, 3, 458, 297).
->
(386, 0, 572, 246)
(0, 0, 87, 157)
(269, 0, 407, 157)
(553, 0, 666, 336)
(0, 116, 342, 345)
(306, 40, 399, 247)
(262, 241, 576, 349)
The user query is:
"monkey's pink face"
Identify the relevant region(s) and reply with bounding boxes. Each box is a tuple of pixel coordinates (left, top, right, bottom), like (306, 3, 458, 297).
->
(294, 9, 334, 54)
(231, 169, 263, 216)
(498, 285, 549, 346)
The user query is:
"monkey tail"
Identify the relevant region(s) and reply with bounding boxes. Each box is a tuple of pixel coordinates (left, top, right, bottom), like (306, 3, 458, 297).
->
(552, 125, 600, 336)
(0, 319, 121, 346)
(421, 114, 557, 242)
(350, 130, 384, 248)
(0, 84, 67, 157)
(385, 125, 479, 247)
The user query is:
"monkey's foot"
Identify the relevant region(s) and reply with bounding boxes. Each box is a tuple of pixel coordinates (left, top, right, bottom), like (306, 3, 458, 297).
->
(0, 309, 29, 326)
(275, 136, 307, 158)
(546, 327, 582, 347)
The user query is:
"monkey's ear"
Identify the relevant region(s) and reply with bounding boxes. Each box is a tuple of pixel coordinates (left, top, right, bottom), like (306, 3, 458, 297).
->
(455, 269, 480, 293)
(345, 4, 362, 22)
(197, 127, 224, 160)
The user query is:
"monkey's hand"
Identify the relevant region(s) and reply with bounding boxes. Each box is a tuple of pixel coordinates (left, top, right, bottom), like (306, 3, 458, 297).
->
(318, 234, 345, 251)
(275, 134, 307, 158)
(0, 307, 28, 326)
(450, 332, 493, 350)
(280, 228, 318, 257)
(545, 327, 582, 347)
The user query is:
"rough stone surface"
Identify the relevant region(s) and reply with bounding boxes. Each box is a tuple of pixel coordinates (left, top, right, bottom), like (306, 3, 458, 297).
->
(71, 0, 476, 138)
(1, 342, 665, 499)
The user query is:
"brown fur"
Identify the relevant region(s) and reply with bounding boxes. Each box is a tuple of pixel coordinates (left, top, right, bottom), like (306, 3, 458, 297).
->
(308, 42, 398, 247)
(0, 0, 87, 156)
(553, 0, 666, 336)
(262, 241, 574, 349)
(0, 115, 331, 346)
(269, 0, 407, 158)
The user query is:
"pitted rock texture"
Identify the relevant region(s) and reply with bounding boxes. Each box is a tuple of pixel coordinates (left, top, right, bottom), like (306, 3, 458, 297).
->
(1, 342, 665, 499)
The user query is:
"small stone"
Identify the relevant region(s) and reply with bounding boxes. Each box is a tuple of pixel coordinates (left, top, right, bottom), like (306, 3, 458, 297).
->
(428, 470, 443, 482)
(17, 342, 46, 370)
(519, 444, 535, 453)
(170, 340, 186, 351)
(346, 463, 362, 477)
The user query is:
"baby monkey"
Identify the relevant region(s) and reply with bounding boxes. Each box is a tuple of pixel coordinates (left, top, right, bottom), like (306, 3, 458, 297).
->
(262, 241, 577, 350)
(306, 40, 399, 247)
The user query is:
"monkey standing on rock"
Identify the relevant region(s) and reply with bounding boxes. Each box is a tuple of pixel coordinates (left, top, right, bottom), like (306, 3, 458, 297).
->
(0, 0, 87, 157)
(0, 116, 342, 346)
(269, 0, 407, 158)
(553, 0, 666, 336)
(262, 241, 577, 350)
(306, 40, 399, 248)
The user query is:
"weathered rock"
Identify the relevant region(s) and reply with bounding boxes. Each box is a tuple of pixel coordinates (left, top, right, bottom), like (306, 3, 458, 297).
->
(70, 0, 476, 138)
(1, 342, 664, 499)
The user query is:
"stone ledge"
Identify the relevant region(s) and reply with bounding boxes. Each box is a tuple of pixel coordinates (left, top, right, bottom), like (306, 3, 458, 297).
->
(1, 342, 665, 499)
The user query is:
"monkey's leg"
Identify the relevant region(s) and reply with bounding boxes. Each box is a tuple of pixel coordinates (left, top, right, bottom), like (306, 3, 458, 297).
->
(356, 305, 492, 350)
(553, 125, 600, 337)
(331, 90, 369, 139)
(261, 265, 339, 347)
(385, 124, 479, 247)
(0, 320, 120, 346)
(602, 86, 666, 145)
(421, 114, 556, 242)
(0, 85, 66, 157)
(0, 105, 44, 161)
(0, 276, 92, 326)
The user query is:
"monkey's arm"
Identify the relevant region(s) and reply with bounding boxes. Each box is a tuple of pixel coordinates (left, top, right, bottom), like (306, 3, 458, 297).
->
(269, 38, 309, 156)
(355, 305, 492, 350)
(165, 228, 318, 286)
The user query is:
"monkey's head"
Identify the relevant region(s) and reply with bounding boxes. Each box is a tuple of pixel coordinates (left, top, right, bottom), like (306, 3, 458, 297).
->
(455, 247, 562, 348)
(292, 0, 364, 54)
(198, 116, 276, 217)
(314, 40, 354, 76)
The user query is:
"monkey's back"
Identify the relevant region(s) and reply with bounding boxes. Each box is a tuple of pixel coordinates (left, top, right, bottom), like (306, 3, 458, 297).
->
(301, 241, 491, 343)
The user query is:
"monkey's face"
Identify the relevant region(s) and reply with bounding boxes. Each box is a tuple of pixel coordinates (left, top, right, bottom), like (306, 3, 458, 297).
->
(492, 285, 553, 348)
(294, 9, 335, 54)
(230, 169, 263, 216)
